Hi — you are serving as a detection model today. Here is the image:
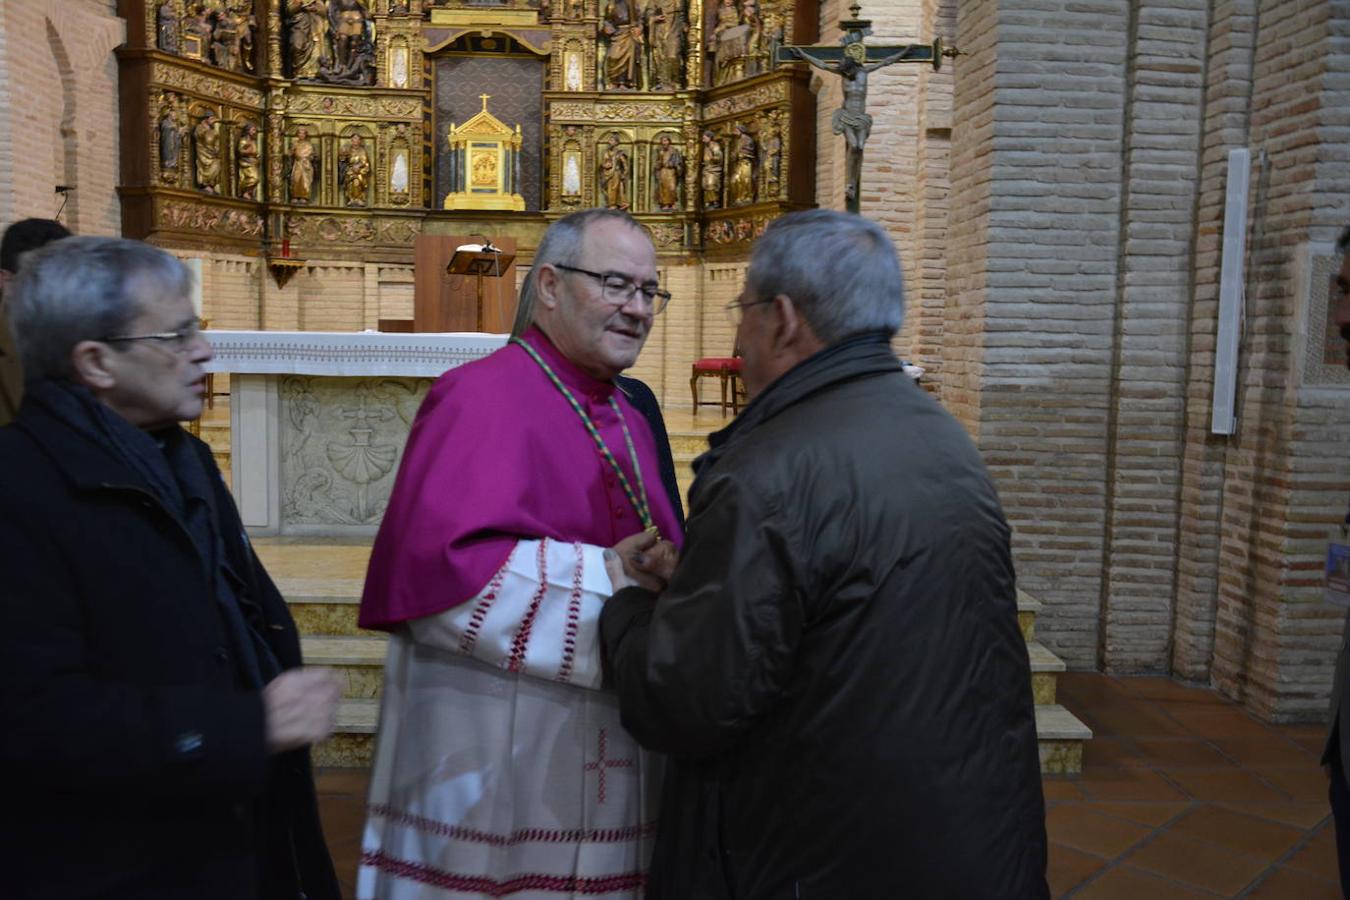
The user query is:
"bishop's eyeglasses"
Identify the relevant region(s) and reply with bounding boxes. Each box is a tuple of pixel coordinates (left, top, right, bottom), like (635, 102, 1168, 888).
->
(554, 264, 672, 315)
(100, 317, 206, 355)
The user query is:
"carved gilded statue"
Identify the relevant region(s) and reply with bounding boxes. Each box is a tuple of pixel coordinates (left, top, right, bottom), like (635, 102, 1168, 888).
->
(194, 112, 222, 194)
(236, 4, 257, 73)
(763, 120, 783, 194)
(729, 123, 756, 205)
(599, 133, 630, 210)
(645, 0, 687, 90)
(329, 0, 370, 73)
(340, 134, 371, 207)
(157, 1, 179, 53)
(286, 0, 329, 79)
(158, 94, 182, 182)
(182, 3, 214, 58)
(210, 4, 244, 72)
(708, 0, 744, 86)
(289, 127, 318, 204)
(700, 129, 723, 209)
(762, 0, 786, 66)
(653, 134, 684, 211)
(741, 0, 764, 76)
(600, 0, 642, 90)
(237, 122, 261, 200)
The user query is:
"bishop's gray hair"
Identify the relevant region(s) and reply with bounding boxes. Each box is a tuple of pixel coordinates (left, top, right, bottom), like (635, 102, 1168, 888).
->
(511, 207, 648, 337)
(7, 236, 192, 382)
(745, 209, 904, 344)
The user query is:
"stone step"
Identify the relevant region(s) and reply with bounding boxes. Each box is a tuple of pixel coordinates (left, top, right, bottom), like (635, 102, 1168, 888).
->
(312, 700, 1094, 774)
(1035, 703, 1093, 774)
(1017, 590, 1041, 641)
(278, 577, 364, 634)
(295, 634, 1063, 712)
(301, 634, 388, 699)
(313, 697, 379, 768)
(668, 431, 711, 457)
(1028, 640, 1065, 706)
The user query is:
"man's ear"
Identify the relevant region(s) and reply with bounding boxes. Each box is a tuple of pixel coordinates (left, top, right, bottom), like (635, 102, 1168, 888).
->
(769, 294, 825, 357)
(69, 340, 117, 392)
(769, 293, 802, 352)
(535, 264, 564, 311)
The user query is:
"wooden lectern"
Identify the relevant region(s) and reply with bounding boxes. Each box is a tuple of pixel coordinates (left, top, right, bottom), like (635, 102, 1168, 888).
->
(413, 234, 518, 332)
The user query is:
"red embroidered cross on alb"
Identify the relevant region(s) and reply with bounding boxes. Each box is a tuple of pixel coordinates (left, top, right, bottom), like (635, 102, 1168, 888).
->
(583, 728, 634, 805)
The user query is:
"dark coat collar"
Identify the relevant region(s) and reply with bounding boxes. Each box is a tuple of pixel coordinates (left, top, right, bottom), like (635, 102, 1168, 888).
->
(12, 379, 196, 496)
(695, 332, 901, 476)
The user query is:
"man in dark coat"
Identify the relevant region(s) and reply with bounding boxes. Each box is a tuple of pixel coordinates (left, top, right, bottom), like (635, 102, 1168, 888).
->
(600, 209, 1049, 898)
(0, 217, 71, 425)
(1324, 224, 1350, 896)
(0, 236, 343, 899)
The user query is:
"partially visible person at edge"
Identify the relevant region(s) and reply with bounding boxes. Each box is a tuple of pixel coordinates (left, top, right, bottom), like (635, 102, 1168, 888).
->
(0, 236, 343, 899)
(356, 208, 684, 898)
(1323, 225, 1350, 898)
(599, 208, 1051, 898)
(0, 217, 71, 425)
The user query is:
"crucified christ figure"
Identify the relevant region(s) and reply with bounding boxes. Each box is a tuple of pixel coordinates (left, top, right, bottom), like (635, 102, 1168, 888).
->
(788, 41, 921, 212)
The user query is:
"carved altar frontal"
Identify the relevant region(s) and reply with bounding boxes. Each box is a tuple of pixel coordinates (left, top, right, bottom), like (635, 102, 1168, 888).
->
(118, 0, 821, 262)
(207, 329, 505, 535)
(279, 375, 428, 529)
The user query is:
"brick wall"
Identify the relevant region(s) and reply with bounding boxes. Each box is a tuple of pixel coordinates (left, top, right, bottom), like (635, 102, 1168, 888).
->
(1204, 0, 1350, 719)
(0, 1, 123, 236)
(1172, 0, 1260, 682)
(1100, 1, 1208, 671)
(911, 0, 957, 396)
(907, 0, 1350, 719)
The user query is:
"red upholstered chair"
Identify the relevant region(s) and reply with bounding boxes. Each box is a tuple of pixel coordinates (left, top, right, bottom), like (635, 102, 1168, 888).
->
(690, 355, 743, 416)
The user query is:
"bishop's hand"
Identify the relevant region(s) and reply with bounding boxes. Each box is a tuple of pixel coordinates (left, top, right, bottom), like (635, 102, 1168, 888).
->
(605, 530, 666, 593)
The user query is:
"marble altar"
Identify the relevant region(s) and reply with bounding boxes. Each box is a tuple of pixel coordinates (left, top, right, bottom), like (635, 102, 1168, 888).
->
(206, 330, 506, 535)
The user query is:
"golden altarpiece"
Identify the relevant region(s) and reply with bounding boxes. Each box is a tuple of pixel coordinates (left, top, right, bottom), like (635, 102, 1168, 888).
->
(115, 0, 819, 277)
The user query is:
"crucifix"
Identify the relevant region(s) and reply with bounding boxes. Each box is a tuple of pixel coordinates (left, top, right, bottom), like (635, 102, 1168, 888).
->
(776, 3, 961, 213)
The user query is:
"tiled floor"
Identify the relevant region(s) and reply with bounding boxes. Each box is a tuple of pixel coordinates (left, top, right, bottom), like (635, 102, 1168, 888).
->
(315, 673, 1343, 898)
(1044, 673, 1338, 898)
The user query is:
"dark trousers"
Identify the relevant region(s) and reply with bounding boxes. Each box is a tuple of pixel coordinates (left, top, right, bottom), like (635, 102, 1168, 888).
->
(1330, 733, 1350, 898)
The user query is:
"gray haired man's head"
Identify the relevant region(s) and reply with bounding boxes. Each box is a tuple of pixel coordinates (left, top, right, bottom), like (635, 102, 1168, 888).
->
(510, 207, 647, 338)
(7, 236, 192, 381)
(745, 209, 904, 344)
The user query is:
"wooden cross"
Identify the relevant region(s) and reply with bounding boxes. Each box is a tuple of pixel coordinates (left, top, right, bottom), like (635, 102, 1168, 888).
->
(583, 729, 634, 805)
(776, 3, 960, 213)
